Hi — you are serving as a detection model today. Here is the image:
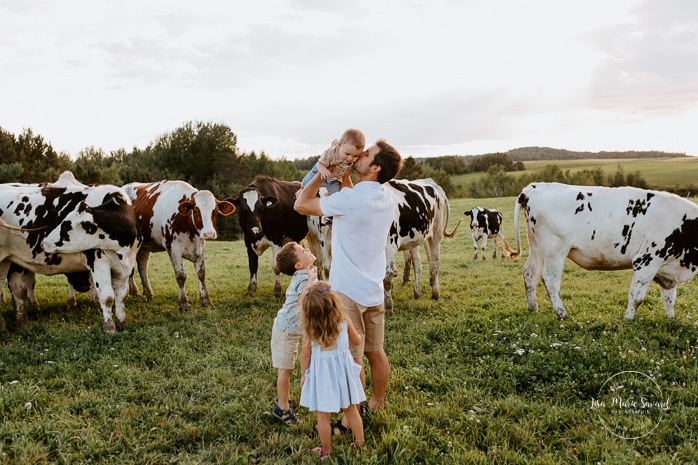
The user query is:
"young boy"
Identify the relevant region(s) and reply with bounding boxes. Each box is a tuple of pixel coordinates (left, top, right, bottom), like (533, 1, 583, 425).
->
(271, 241, 317, 425)
(301, 128, 365, 195)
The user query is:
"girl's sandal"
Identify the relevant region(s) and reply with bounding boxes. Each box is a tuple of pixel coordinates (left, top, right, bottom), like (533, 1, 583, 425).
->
(350, 442, 363, 450)
(312, 446, 331, 459)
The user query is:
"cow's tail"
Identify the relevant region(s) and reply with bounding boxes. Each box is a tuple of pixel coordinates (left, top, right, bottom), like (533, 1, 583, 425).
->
(508, 195, 523, 260)
(495, 234, 516, 258)
(443, 196, 462, 239)
(0, 219, 45, 233)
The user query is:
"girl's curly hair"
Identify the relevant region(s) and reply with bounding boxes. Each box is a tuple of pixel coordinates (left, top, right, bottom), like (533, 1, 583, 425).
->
(300, 281, 343, 347)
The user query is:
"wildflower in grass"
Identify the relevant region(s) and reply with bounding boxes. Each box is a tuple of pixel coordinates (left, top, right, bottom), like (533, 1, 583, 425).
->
(515, 349, 525, 355)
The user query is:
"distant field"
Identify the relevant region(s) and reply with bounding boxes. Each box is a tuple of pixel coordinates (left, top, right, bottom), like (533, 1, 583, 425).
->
(452, 157, 698, 194)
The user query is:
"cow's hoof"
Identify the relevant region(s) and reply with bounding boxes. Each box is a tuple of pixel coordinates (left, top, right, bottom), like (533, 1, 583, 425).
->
(556, 313, 569, 320)
(102, 320, 117, 334)
(179, 303, 190, 313)
(115, 318, 128, 331)
(16, 312, 29, 326)
(201, 298, 213, 307)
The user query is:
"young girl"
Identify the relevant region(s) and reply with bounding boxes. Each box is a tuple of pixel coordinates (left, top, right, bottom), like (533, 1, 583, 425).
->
(299, 281, 365, 458)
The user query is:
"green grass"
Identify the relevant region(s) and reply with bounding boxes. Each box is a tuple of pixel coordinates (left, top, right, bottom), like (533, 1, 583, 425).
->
(1, 199, 697, 464)
(452, 157, 698, 192)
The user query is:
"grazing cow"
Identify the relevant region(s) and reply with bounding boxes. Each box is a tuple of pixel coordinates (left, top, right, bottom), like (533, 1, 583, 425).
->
(232, 176, 309, 297)
(465, 207, 508, 260)
(0, 184, 140, 332)
(122, 181, 235, 311)
(383, 178, 461, 314)
(511, 182, 698, 320)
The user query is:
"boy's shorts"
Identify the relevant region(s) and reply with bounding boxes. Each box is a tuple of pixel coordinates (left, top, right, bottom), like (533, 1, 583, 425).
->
(336, 292, 385, 360)
(271, 321, 301, 370)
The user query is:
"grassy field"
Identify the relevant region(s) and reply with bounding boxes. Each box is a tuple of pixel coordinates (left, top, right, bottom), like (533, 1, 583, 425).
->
(452, 157, 698, 193)
(1, 196, 697, 464)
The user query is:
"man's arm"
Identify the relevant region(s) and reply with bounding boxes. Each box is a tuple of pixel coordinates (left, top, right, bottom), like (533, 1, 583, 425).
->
(294, 172, 324, 216)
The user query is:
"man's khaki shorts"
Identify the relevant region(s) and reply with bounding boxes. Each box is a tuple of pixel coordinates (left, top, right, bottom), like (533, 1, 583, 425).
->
(336, 292, 385, 360)
(270, 323, 301, 370)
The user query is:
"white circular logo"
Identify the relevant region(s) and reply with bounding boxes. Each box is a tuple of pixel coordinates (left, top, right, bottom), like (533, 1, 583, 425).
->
(592, 371, 669, 440)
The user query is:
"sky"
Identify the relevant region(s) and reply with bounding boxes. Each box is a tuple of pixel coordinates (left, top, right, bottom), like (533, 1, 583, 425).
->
(2, 0, 698, 160)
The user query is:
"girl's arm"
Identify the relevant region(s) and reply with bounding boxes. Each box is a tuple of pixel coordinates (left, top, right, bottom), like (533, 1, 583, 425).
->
(345, 315, 362, 346)
(300, 334, 311, 387)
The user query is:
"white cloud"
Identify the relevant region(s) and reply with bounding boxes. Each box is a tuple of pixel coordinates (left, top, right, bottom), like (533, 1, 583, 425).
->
(1, 0, 697, 159)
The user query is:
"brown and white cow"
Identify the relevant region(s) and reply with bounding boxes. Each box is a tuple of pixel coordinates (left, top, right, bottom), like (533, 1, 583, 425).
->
(383, 178, 461, 314)
(0, 184, 140, 332)
(232, 176, 310, 297)
(465, 207, 508, 260)
(511, 182, 698, 320)
(123, 181, 235, 311)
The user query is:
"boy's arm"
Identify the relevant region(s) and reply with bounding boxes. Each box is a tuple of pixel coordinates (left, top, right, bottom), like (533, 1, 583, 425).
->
(300, 335, 311, 386)
(345, 315, 362, 346)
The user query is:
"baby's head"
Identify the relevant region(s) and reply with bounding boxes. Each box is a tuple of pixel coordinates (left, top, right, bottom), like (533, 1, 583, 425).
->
(300, 281, 343, 346)
(338, 128, 365, 164)
(275, 241, 316, 276)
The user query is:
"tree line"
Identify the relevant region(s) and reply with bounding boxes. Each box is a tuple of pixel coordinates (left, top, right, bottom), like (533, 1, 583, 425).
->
(4, 122, 685, 237)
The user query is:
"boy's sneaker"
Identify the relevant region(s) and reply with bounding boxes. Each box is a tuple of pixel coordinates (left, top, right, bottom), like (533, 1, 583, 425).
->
(272, 405, 301, 426)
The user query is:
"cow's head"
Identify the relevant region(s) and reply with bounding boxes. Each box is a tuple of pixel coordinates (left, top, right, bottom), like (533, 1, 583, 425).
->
(231, 187, 278, 249)
(176, 190, 235, 240)
(41, 193, 139, 254)
(465, 207, 484, 230)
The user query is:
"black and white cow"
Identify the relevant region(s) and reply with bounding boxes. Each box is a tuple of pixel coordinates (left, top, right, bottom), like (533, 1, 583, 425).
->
(2, 172, 95, 317)
(511, 182, 698, 320)
(383, 178, 461, 314)
(464, 207, 508, 260)
(0, 184, 140, 333)
(232, 176, 310, 297)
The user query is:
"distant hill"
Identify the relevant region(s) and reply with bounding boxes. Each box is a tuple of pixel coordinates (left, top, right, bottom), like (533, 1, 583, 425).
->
(507, 147, 686, 161)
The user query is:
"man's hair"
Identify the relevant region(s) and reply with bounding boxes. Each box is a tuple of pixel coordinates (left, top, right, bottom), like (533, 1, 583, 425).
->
(275, 241, 300, 276)
(372, 139, 403, 184)
(339, 128, 366, 150)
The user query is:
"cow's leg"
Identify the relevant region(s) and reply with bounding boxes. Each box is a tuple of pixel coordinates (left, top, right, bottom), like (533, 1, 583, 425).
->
(424, 238, 441, 300)
(540, 254, 568, 320)
(112, 272, 130, 331)
(522, 237, 544, 313)
(625, 268, 656, 320)
(271, 244, 282, 298)
(659, 286, 677, 319)
(195, 252, 213, 307)
(127, 265, 140, 297)
(402, 249, 411, 286)
(136, 250, 154, 300)
(66, 284, 77, 309)
(481, 234, 488, 260)
(90, 262, 117, 333)
(246, 244, 258, 297)
(409, 248, 423, 299)
(8, 267, 35, 326)
(384, 243, 399, 315)
(471, 235, 479, 260)
(168, 251, 190, 312)
(491, 236, 498, 259)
